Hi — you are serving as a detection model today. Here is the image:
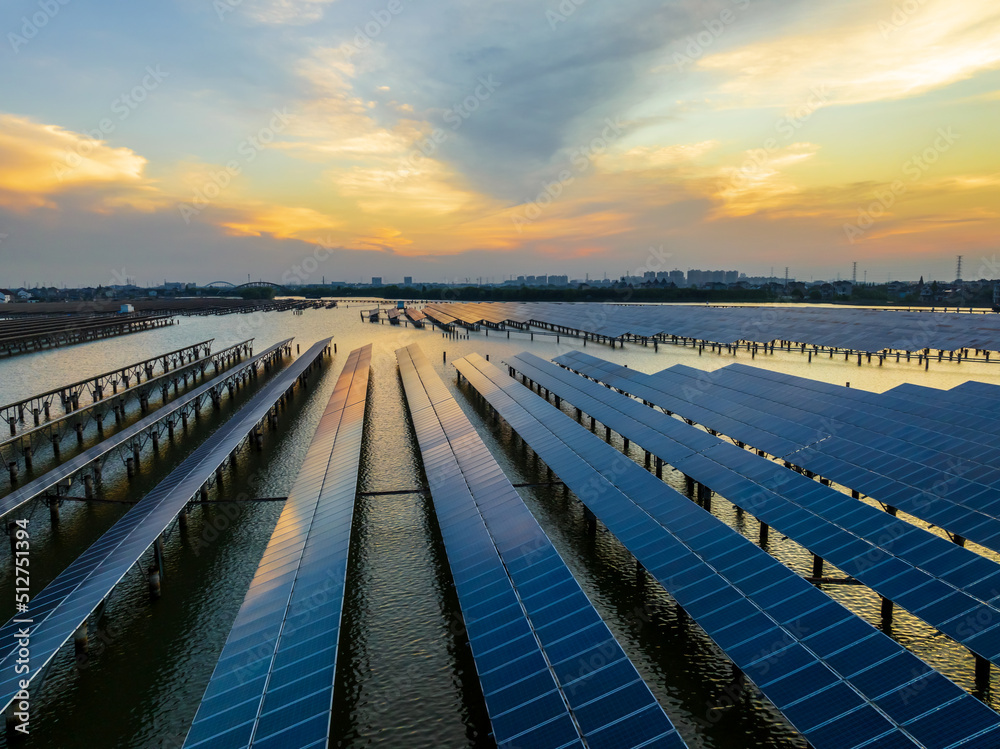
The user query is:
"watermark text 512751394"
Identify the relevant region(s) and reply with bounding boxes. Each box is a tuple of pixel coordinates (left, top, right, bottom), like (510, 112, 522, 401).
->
(12, 519, 31, 735)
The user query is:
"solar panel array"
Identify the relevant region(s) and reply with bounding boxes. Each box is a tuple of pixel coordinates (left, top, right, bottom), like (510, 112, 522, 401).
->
(454, 352, 1000, 749)
(0, 338, 332, 718)
(422, 302, 1000, 352)
(397, 344, 684, 749)
(509, 351, 1000, 666)
(0, 337, 293, 520)
(184, 344, 371, 749)
(556, 351, 1000, 558)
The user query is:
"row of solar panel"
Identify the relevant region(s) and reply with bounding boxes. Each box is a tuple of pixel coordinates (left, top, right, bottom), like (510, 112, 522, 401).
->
(398, 344, 684, 749)
(662, 362, 1000, 542)
(653, 364, 1000, 498)
(508, 351, 1000, 664)
(184, 344, 370, 749)
(454, 352, 1000, 749)
(424, 302, 1000, 351)
(556, 351, 1000, 558)
(0, 340, 289, 520)
(0, 338, 329, 720)
(694, 363, 1000, 458)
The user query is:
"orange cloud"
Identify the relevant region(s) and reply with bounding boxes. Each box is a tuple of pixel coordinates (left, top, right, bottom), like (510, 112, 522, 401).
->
(217, 203, 341, 239)
(0, 114, 152, 210)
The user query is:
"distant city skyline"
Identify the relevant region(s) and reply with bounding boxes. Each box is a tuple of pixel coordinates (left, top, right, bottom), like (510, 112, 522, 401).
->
(3, 264, 987, 291)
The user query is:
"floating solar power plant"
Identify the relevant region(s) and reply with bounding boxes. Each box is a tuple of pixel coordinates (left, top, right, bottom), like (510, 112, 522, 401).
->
(507, 351, 1000, 671)
(454, 352, 1000, 749)
(575, 353, 1000, 550)
(397, 344, 684, 749)
(0, 338, 332, 722)
(709, 363, 1000, 444)
(653, 360, 1000, 466)
(670, 364, 1000, 513)
(421, 306, 457, 328)
(404, 307, 426, 327)
(183, 344, 371, 749)
(398, 347, 587, 749)
(556, 351, 1000, 557)
(0, 337, 294, 520)
(422, 302, 1000, 352)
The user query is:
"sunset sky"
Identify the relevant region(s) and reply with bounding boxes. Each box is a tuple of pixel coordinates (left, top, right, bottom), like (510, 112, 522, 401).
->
(1, 0, 998, 286)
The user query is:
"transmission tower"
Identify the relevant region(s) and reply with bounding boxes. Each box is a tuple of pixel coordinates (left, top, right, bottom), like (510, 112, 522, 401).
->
(956, 255, 963, 282)
(784, 267, 789, 289)
(852, 262, 857, 283)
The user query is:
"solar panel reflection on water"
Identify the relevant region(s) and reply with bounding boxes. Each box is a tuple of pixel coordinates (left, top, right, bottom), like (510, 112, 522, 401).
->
(454, 352, 1000, 749)
(183, 344, 370, 749)
(507, 351, 1000, 665)
(555, 351, 1000, 556)
(0, 338, 331, 722)
(397, 344, 684, 749)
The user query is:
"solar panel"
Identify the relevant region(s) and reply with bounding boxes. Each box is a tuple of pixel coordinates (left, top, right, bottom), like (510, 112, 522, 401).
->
(423, 302, 1000, 353)
(184, 344, 370, 749)
(502, 352, 1000, 666)
(556, 351, 1000, 557)
(0, 338, 332, 722)
(398, 344, 683, 749)
(454, 352, 1000, 749)
(0, 338, 293, 521)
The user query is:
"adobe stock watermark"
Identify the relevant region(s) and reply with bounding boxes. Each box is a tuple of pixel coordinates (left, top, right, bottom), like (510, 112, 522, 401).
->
(546, 0, 587, 30)
(509, 116, 625, 232)
(388, 75, 501, 190)
(843, 127, 959, 244)
(878, 0, 929, 39)
(280, 236, 337, 287)
(177, 107, 293, 224)
(7, 0, 70, 54)
(338, 0, 405, 57)
(673, 0, 751, 69)
(729, 85, 831, 189)
(52, 66, 170, 182)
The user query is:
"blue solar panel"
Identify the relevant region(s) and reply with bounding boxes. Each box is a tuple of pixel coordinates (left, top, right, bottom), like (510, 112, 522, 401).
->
(184, 344, 370, 749)
(515, 352, 1000, 666)
(398, 344, 684, 749)
(0, 338, 330, 722)
(424, 301, 1000, 353)
(455, 352, 1000, 748)
(555, 350, 1000, 558)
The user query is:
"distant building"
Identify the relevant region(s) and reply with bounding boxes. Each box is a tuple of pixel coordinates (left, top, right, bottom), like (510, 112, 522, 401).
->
(832, 281, 854, 297)
(547, 275, 569, 286)
(0, 289, 11, 303)
(371, 277, 382, 286)
(403, 276, 412, 286)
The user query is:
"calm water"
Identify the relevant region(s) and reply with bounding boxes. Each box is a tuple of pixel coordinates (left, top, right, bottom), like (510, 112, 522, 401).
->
(1, 305, 1000, 748)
